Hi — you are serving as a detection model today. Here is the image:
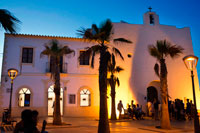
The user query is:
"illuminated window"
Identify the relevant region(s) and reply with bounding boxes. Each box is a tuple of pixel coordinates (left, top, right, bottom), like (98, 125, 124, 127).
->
(80, 89, 91, 106)
(79, 51, 90, 65)
(19, 88, 31, 107)
(69, 94, 76, 104)
(22, 48, 33, 63)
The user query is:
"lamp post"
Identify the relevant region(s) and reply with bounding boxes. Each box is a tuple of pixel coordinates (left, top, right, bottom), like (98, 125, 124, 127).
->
(183, 55, 200, 133)
(7, 68, 18, 119)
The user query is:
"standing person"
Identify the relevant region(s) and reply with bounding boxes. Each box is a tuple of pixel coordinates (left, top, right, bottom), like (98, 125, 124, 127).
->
(186, 99, 191, 120)
(153, 99, 159, 120)
(147, 101, 152, 117)
(117, 100, 124, 119)
(14, 109, 32, 133)
(14, 109, 41, 133)
(131, 100, 135, 119)
(131, 100, 135, 109)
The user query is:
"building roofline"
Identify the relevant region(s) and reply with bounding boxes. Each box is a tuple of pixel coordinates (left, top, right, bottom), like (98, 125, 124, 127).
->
(5, 33, 85, 41)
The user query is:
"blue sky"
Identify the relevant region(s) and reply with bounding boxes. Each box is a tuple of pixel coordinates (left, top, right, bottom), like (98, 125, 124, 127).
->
(0, 0, 200, 78)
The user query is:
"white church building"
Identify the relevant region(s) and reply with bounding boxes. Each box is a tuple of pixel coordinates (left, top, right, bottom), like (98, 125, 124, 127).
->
(0, 11, 200, 118)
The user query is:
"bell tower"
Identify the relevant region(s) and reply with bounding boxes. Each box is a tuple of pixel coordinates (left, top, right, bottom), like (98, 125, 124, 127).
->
(143, 7, 159, 25)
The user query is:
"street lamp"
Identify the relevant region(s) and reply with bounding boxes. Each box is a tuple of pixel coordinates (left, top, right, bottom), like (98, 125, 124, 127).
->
(183, 55, 200, 133)
(7, 68, 18, 119)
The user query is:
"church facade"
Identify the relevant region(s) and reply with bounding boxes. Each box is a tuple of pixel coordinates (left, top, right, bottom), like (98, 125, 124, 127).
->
(0, 11, 199, 118)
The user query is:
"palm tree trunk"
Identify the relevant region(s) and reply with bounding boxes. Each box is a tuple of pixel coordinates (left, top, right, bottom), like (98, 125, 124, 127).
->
(53, 59, 62, 125)
(98, 49, 110, 133)
(111, 80, 117, 120)
(160, 59, 171, 129)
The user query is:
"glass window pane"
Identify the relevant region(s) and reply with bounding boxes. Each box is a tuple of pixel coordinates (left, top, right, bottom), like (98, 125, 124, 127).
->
(79, 51, 89, 65)
(19, 94, 24, 107)
(24, 94, 30, 106)
(80, 94, 89, 106)
(18, 88, 31, 107)
(22, 48, 33, 63)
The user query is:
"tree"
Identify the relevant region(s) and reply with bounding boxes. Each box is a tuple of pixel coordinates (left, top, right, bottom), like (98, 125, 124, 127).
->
(41, 39, 75, 125)
(148, 40, 184, 129)
(0, 9, 20, 33)
(77, 19, 132, 133)
(107, 56, 124, 120)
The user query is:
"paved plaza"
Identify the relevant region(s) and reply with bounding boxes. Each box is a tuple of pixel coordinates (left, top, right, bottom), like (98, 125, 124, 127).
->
(1, 117, 195, 133)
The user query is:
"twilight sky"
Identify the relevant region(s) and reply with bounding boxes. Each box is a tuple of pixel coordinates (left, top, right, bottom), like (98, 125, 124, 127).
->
(0, 0, 200, 78)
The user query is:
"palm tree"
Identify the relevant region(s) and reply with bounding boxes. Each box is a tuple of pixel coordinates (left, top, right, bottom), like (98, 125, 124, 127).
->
(0, 9, 20, 33)
(77, 19, 132, 133)
(148, 40, 184, 129)
(107, 56, 124, 120)
(41, 39, 75, 125)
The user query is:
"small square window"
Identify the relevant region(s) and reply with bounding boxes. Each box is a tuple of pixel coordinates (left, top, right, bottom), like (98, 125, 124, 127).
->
(22, 48, 33, 63)
(69, 94, 76, 104)
(79, 51, 90, 65)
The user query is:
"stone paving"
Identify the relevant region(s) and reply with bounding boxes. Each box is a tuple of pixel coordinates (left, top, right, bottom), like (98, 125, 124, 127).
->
(1, 117, 195, 133)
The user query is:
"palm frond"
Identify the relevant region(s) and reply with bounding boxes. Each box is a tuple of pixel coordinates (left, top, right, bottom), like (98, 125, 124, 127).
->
(77, 27, 95, 42)
(92, 24, 99, 35)
(168, 45, 184, 58)
(116, 78, 120, 87)
(113, 38, 132, 44)
(59, 46, 75, 56)
(148, 44, 161, 60)
(0, 9, 20, 33)
(115, 66, 124, 73)
(111, 54, 116, 70)
(76, 27, 86, 37)
(40, 45, 52, 58)
(112, 47, 124, 60)
(99, 19, 113, 42)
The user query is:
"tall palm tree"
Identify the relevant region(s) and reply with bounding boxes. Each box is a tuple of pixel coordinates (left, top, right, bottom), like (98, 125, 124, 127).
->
(41, 39, 75, 125)
(148, 40, 184, 129)
(107, 56, 124, 120)
(0, 9, 20, 33)
(77, 19, 132, 133)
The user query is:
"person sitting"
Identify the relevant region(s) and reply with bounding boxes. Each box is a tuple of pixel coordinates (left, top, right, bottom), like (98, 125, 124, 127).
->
(135, 104, 143, 120)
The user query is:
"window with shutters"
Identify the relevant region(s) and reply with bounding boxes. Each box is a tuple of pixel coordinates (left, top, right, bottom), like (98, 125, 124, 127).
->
(79, 51, 90, 65)
(22, 48, 33, 63)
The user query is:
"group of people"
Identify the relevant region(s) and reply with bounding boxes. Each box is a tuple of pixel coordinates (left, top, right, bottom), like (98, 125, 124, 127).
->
(117, 100, 145, 120)
(147, 98, 195, 121)
(14, 109, 47, 133)
(168, 99, 194, 121)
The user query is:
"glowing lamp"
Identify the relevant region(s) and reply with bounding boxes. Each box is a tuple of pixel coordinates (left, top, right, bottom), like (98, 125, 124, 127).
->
(183, 55, 200, 133)
(8, 68, 18, 80)
(183, 55, 198, 71)
(7, 68, 18, 120)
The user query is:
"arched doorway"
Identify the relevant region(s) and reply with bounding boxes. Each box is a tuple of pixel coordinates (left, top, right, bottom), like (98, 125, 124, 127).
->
(147, 86, 158, 103)
(48, 85, 63, 116)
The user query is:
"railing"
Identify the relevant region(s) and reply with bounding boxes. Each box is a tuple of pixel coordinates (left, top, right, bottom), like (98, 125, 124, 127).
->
(46, 62, 68, 73)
